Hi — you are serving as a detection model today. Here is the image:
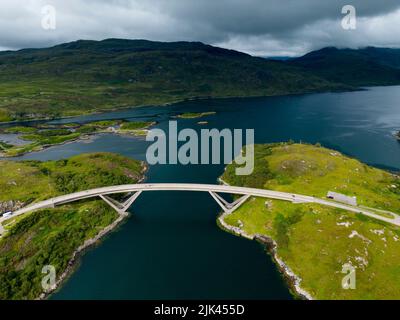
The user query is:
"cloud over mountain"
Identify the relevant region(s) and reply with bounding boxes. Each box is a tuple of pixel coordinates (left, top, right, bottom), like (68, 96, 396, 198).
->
(0, 0, 399, 56)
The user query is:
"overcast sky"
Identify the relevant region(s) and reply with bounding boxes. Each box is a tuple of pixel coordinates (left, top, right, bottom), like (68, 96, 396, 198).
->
(1, 0, 400, 56)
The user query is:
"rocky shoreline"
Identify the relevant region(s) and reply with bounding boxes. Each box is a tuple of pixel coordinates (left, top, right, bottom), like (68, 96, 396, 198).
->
(0, 200, 26, 214)
(37, 162, 148, 299)
(255, 235, 313, 300)
(217, 212, 313, 300)
(38, 211, 130, 300)
(216, 176, 313, 300)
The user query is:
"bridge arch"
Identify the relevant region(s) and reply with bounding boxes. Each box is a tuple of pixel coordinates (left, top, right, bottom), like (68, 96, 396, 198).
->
(5, 183, 400, 228)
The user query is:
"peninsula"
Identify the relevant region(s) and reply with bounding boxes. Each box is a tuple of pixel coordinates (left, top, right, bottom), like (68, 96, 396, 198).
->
(0, 152, 146, 300)
(0, 120, 155, 157)
(221, 142, 400, 299)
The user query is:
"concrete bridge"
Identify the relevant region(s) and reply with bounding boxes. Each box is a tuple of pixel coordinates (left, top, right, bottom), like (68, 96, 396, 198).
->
(1, 184, 399, 233)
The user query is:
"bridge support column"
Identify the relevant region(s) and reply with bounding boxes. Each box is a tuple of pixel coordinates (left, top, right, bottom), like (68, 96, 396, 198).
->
(99, 191, 142, 214)
(209, 191, 250, 214)
(121, 191, 142, 211)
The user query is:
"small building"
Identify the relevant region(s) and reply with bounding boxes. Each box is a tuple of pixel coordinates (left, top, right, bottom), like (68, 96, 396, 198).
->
(327, 191, 357, 206)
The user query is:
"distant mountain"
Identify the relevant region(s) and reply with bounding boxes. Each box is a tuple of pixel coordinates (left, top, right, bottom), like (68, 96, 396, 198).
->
(264, 56, 295, 61)
(0, 39, 346, 122)
(291, 47, 400, 86)
(358, 47, 400, 69)
(1, 40, 399, 122)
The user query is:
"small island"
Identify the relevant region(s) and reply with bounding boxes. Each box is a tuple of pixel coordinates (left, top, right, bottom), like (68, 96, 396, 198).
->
(118, 121, 156, 136)
(176, 111, 216, 119)
(395, 130, 400, 141)
(0, 120, 155, 157)
(220, 142, 400, 300)
(0, 152, 146, 300)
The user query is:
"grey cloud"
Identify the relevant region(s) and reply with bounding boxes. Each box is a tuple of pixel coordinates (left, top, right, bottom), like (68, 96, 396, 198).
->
(154, 0, 400, 35)
(0, 0, 399, 56)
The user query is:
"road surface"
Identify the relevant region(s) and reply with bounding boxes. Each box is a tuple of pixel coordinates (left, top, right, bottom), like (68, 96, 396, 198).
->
(1, 183, 399, 236)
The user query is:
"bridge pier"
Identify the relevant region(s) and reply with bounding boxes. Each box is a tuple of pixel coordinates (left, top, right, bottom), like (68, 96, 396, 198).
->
(99, 191, 142, 214)
(209, 191, 250, 214)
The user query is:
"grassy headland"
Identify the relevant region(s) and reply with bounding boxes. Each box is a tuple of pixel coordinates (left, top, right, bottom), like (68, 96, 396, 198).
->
(0, 152, 145, 300)
(221, 143, 400, 299)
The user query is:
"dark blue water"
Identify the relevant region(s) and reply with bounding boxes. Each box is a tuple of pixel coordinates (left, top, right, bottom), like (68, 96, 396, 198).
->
(12, 86, 400, 299)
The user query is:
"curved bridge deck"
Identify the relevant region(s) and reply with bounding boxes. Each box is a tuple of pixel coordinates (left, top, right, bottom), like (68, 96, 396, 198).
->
(1, 184, 399, 235)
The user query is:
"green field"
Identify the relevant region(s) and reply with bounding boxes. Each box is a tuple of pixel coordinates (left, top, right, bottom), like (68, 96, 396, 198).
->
(0, 153, 145, 300)
(221, 143, 400, 299)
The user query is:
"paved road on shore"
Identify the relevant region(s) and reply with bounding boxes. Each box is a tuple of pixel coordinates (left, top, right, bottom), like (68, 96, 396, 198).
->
(1, 183, 399, 236)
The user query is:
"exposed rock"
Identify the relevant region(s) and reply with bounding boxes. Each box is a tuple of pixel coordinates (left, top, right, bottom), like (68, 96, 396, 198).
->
(0, 200, 25, 214)
(255, 235, 313, 300)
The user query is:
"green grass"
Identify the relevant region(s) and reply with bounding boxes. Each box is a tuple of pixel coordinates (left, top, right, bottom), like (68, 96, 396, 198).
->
(119, 121, 154, 130)
(0, 152, 145, 300)
(0, 152, 144, 203)
(3, 126, 37, 134)
(0, 201, 118, 300)
(0, 108, 12, 122)
(85, 120, 121, 128)
(222, 143, 400, 299)
(0, 141, 12, 151)
(37, 129, 72, 137)
(176, 112, 216, 119)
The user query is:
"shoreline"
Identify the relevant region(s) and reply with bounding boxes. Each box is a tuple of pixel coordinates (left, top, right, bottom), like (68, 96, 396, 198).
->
(38, 160, 148, 300)
(0, 133, 97, 159)
(0, 86, 365, 126)
(0, 125, 153, 159)
(216, 211, 313, 300)
(38, 211, 130, 300)
(217, 177, 313, 300)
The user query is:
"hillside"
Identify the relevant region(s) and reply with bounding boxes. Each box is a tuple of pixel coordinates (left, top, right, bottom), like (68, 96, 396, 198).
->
(290, 47, 400, 86)
(0, 39, 346, 122)
(221, 143, 400, 299)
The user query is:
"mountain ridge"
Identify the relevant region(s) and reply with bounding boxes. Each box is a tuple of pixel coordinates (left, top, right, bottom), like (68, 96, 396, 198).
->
(0, 39, 398, 122)
(291, 46, 400, 86)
